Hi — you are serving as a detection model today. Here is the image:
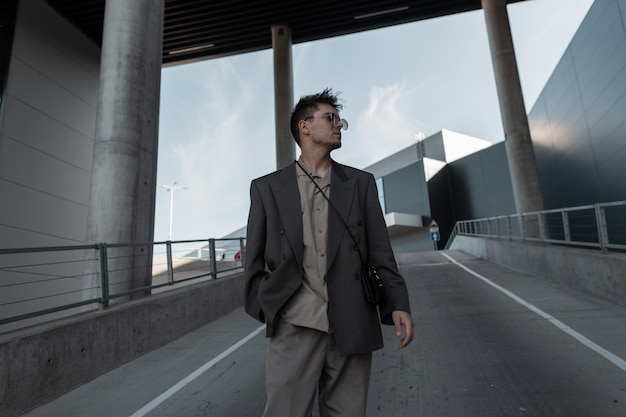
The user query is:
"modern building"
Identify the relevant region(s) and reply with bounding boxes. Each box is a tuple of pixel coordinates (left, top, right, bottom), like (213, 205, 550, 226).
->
(365, 129, 493, 252)
(370, 0, 626, 253)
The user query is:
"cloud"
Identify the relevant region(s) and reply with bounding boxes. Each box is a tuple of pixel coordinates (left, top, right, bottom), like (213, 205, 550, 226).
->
(156, 52, 275, 241)
(338, 83, 433, 168)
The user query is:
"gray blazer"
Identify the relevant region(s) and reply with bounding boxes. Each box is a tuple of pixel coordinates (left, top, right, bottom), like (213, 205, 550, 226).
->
(244, 160, 411, 355)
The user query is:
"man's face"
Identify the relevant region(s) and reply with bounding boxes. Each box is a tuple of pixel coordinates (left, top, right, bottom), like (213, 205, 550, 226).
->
(306, 103, 344, 151)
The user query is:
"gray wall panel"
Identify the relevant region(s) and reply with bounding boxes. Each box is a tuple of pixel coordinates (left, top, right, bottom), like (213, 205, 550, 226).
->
(585, 63, 626, 128)
(447, 143, 514, 220)
(383, 162, 428, 216)
(2, 97, 93, 170)
(599, 146, 626, 200)
(6, 59, 96, 137)
(572, 2, 623, 93)
(568, 0, 609, 58)
(540, 54, 576, 109)
(17, 0, 100, 75)
(591, 95, 626, 163)
(12, 22, 99, 106)
(0, 135, 90, 204)
(0, 0, 99, 248)
(0, 179, 88, 243)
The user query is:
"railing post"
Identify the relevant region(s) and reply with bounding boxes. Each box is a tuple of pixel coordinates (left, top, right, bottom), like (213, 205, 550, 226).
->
(99, 243, 110, 309)
(166, 240, 174, 285)
(506, 215, 512, 241)
(239, 237, 246, 267)
(562, 210, 571, 243)
(595, 204, 609, 253)
(209, 238, 218, 279)
(537, 212, 545, 243)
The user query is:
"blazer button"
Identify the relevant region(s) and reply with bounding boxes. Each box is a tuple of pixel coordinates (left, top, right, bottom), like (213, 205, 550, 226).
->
(357, 220, 363, 226)
(280, 229, 285, 235)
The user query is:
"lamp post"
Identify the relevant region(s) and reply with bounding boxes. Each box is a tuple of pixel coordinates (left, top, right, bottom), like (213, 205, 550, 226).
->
(158, 182, 188, 241)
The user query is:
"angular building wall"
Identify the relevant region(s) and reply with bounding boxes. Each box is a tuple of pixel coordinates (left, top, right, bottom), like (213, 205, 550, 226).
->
(382, 161, 434, 253)
(383, 162, 428, 216)
(528, 0, 626, 208)
(446, 142, 515, 220)
(365, 130, 491, 252)
(0, 0, 100, 249)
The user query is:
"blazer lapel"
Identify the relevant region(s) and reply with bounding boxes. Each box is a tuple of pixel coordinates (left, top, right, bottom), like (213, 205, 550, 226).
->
(326, 162, 357, 271)
(270, 162, 304, 270)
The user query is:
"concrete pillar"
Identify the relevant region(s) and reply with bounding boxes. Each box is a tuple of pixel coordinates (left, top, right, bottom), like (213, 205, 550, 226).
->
(272, 25, 295, 169)
(482, 0, 544, 214)
(85, 0, 163, 297)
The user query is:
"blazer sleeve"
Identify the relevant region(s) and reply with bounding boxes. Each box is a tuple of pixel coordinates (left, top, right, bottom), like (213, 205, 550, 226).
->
(363, 173, 411, 324)
(243, 180, 268, 323)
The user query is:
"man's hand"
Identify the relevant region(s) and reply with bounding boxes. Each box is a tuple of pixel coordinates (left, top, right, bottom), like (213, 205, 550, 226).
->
(392, 310, 415, 349)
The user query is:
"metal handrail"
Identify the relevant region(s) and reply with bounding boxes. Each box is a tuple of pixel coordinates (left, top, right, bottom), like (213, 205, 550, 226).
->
(444, 201, 626, 254)
(0, 237, 246, 331)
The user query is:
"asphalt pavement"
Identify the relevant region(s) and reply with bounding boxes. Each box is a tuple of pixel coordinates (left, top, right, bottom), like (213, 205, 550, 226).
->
(21, 250, 626, 417)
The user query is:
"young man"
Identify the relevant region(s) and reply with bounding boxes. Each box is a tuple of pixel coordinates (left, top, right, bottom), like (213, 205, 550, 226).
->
(244, 88, 414, 417)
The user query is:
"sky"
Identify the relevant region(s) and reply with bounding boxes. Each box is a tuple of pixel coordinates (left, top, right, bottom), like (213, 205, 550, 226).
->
(155, 0, 594, 244)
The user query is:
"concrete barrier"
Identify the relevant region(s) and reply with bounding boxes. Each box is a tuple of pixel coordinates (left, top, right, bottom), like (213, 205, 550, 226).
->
(450, 236, 626, 307)
(0, 272, 245, 417)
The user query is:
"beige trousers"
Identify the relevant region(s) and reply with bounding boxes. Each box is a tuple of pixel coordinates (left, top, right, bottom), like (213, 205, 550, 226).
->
(263, 322, 372, 417)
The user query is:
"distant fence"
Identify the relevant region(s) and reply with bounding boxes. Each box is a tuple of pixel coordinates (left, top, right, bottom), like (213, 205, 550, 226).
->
(445, 201, 626, 254)
(0, 237, 246, 332)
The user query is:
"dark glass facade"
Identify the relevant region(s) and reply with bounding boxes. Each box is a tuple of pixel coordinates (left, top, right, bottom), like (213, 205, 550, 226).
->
(528, 0, 626, 209)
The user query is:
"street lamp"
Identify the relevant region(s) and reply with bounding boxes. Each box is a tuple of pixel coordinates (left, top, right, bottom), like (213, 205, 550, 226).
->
(158, 181, 188, 241)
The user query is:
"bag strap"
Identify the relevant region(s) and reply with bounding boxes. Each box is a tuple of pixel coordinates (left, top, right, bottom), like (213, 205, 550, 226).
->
(295, 160, 366, 266)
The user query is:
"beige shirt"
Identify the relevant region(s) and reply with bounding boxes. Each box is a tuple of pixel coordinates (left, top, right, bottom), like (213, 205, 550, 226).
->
(281, 159, 332, 332)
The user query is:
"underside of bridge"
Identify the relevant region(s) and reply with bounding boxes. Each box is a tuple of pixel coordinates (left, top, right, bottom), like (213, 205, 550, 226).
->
(45, 0, 526, 66)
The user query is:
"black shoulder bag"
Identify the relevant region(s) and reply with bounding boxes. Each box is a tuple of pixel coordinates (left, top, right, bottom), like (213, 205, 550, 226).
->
(296, 161, 386, 306)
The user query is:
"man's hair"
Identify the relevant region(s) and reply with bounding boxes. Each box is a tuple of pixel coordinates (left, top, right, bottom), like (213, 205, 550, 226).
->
(290, 88, 343, 145)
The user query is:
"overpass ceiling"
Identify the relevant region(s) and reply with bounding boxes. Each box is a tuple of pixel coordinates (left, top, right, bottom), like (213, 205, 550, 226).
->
(45, 0, 526, 67)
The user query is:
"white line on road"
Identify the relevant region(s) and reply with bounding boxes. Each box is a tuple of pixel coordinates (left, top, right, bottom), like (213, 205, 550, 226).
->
(441, 252, 626, 372)
(129, 324, 266, 417)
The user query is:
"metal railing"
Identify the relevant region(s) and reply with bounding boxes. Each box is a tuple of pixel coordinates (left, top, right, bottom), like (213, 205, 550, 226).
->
(445, 201, 626, 254)
(0, 237, 246, 332)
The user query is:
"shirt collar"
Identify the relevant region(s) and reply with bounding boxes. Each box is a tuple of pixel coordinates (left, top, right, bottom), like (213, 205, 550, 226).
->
(296, 158, 331, 181)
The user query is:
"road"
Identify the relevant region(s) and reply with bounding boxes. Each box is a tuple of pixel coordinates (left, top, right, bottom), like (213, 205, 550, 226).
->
(22, 250, 626, 416)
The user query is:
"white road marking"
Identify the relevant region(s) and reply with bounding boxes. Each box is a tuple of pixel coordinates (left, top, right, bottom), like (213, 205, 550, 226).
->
(129, 324, 266, 417)
(441, 252, 626, 372)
